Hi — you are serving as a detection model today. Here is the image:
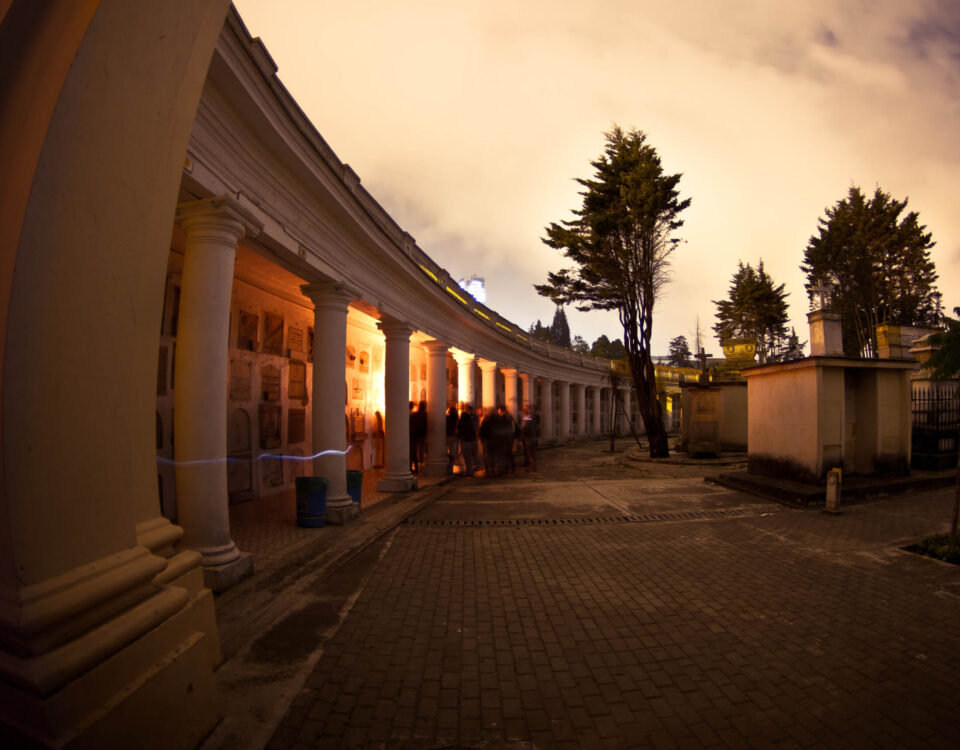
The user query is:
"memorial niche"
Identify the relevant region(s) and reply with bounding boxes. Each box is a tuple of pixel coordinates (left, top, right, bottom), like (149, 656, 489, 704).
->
(230, 359, 251, 401)
(261, 364, 280, 401)
(358, 350, 369, 374)
(262, 452, 284, 487)
(237, 310, 258, 351)
(262, 312, 284, 356)
(228, 408, 253, 501)
(288, 407, 306, 444)
(259, 403, 282, 449)
(288, 360, 307, 403)
(287, 325, 304, 358)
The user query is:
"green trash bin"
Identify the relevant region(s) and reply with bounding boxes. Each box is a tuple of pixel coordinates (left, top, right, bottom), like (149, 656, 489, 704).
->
(295, 476, 327, 527)
(346, 470, 363, 508)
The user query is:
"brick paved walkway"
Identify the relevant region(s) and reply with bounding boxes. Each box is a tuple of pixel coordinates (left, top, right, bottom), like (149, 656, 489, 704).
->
(264, 445, 960, 749)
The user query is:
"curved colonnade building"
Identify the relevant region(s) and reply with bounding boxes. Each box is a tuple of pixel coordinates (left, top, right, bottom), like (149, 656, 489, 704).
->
(0, 3, 632, 747)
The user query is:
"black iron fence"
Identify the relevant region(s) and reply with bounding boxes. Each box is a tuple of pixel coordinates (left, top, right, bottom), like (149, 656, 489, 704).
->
(912, 386, 958, 470)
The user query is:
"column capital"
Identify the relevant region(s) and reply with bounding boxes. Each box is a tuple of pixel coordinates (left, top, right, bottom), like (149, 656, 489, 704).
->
(377, 316, 414, 338)
(176, 195, 262, 239)
(500, 367, 518, 377)
(451, 350, 476, 366)
(301, 280, 357, 311)
(538, 375, 553, 385)
(477, 358, 498, 373)
(422, 339, 448, 356)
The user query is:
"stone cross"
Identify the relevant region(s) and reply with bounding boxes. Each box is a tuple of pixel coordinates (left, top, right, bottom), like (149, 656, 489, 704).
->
(811, 279, 833, 311)
(697, 347, 708, 372)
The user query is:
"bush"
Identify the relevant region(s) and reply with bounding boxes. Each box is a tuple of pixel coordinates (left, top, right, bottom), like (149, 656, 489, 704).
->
(913, 534, 960, 565)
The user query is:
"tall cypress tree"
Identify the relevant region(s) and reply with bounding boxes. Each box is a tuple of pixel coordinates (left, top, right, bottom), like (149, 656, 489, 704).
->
(537, 127, 690, 458)
(802, 186, 939, 357)
(551, 305, 572, 347)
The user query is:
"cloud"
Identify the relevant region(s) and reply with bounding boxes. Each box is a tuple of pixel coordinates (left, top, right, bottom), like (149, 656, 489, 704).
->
(234, 0, 960, 353)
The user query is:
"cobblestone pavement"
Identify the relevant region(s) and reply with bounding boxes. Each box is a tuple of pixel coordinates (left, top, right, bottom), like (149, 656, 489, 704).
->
(265, 443, 960, 748)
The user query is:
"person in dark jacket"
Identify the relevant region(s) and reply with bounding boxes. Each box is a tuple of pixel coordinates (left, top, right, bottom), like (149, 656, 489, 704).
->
(477, 406, 495, 477)
(521, 404, 538, 471)
(409, 401, 419, 473)
(414, 400, 427, 470)
(445, 406, 459, 469)
(456, 404, 478, 476)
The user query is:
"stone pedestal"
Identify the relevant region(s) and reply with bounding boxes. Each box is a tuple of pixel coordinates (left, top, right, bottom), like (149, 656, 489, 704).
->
(809, 310, 844, 356)
(378, 318, 417, 492)
(303, 281, 358, 524)
(174, 197, 260, 590)
(686, 385, 721, 456)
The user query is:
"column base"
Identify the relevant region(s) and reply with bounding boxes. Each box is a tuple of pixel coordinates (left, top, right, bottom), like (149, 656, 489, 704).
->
(0, 587, 219, 750)
(201, 550, 253, 593)
(325, 500, 359, 526)
(377, 473, 418, 492)
(422, 459, 451, 477)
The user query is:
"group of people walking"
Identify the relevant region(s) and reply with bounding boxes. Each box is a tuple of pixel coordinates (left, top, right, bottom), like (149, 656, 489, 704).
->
(409, 400, 539, 478)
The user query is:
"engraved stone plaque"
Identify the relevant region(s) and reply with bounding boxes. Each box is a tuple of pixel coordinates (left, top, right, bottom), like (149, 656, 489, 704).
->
(288, 407, 306, 444)
(230, 359, 251, 401)
(287, 326, 304, 357)
(263, 312, 284, 356)
(259, 403, 281, 449)
(288, 360, 307, 403)
(261, 364, 280, 402)
(237, 310, 258, 351)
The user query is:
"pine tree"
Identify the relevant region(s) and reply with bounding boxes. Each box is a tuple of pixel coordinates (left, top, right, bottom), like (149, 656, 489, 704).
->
(713, 260, 790, 365)
(667, 335, 692, 367)
(802, 186, 939, 357)
(551, 305, 572, 347)
(537, 126, 690, 458)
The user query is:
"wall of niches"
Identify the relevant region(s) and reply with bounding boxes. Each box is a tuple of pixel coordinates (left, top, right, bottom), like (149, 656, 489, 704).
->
(227, 276, 315, 503)
(156, 262, 393, 517)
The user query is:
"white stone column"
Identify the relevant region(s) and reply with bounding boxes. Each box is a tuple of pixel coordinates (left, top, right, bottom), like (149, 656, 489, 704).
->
(539, 377, 554, 443)
(519, 373, 534, 412)
(423, 340, 451, 476)
(591, 386, 603, 435)
(174, 197, 259, 591)
(453, 351, 476, 408)
(558, 381, 572, 442)
(502, 367, 519, 419)
(479, 359, 498, 415)
(620, 387, 632, 434)
(302, 281, 357, 524)
(574, 383, 586, 437)
(377, 318, 417, 492)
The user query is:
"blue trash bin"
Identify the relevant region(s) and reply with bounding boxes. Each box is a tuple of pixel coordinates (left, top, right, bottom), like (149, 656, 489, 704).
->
(346, 470, 363, 509)
(295, 476, 327, 527)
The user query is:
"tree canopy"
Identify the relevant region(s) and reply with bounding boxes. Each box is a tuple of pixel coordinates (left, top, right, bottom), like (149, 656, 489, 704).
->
(801, 186, 940, 357)
(667, 335, 692, 368)
(713, 260, 790, 365)
(536, 126, 690, 457)
(590, 334, 628, 360)
(551, 305, 572, 347)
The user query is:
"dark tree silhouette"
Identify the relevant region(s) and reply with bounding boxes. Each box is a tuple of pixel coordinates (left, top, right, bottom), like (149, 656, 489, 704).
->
(537, 127, 690, 458)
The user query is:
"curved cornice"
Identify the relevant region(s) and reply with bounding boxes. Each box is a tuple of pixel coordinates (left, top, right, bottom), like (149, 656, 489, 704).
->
(184, 6, 613, 387)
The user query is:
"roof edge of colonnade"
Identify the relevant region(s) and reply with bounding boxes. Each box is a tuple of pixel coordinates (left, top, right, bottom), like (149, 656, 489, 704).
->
(180, 4, 613, 386)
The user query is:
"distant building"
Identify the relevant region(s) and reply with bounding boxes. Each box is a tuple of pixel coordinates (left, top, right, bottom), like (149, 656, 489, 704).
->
(458, 275, 486, 304)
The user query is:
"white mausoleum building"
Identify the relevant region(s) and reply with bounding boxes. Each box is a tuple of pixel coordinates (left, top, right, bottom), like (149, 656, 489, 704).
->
(0, 3, 632, 747)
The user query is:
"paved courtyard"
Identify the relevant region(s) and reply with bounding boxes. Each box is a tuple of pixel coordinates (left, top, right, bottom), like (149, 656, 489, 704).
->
(255, 443, 959, 749)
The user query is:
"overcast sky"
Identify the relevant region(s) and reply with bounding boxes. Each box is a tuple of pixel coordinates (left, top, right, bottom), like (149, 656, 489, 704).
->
(233, 0, 959, 356)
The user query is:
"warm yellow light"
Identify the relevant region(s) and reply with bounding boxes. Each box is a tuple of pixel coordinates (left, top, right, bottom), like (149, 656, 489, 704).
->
(445, 286, 468, 304)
